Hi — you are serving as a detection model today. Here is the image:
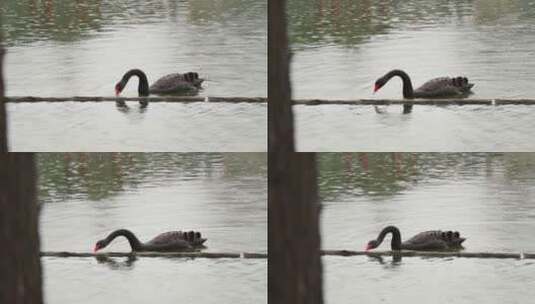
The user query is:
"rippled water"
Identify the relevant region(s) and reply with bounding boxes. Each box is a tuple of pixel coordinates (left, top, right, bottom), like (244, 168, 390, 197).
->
(37, 153, 266, 304)
(325, 256, 535, 304)
(1, 0, 266, 151)
(289, 0, 535, 151)
(318, 153, 535, 303)
(295, 104, 535, 151)
(44, 258, 266, 304)
(8, 102, 266, 151)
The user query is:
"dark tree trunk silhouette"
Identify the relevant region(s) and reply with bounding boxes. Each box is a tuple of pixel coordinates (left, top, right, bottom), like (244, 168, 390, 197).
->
(269, 153, 323, 304)
(268, 0, 293, 153)
(0, 43, 7, 151)
(268, 1, 323, 303)
(0, 154, 43, 304)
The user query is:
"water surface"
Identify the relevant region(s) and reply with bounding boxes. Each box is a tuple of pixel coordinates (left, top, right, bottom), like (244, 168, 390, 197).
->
(318, 153, 535, 303)
(2, 0, 266, 151)
(38, 153, 266, 304)
(289, 0, 535, 151)
(9, 102, 266, 152)
(325, 256, 535, 304)
(3, 0, 266, 97)
(296, 104, 535, 151)
(44, 257, 266, 304)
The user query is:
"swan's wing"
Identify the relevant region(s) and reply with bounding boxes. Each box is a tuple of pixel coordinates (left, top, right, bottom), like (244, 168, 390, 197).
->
(405, 230, 465, 250)
(149, 73, 203, 94)
(415, 77, 460, 97)
(404, 230, 443, 245)
(147, 231, 187, 245)
(149, 74, 184, 91)
(404, 239, 448, 250)
(401, 231, 447, 250)
(414, 76, 473, 98)
(148, 230, 206, 247)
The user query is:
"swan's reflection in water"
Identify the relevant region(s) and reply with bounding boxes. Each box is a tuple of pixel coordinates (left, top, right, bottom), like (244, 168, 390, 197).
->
(95, 255, 138, 270)
(368, 252, 403, 267)
(115, 100, 149, 113)
(94, 255, 202, 270)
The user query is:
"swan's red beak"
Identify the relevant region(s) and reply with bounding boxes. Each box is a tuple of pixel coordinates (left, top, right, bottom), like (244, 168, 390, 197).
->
(94, 245, 100, 253)
(365, 244, 372, 251)
(115, 88, 121, 97)
(373, 84, 380, 93)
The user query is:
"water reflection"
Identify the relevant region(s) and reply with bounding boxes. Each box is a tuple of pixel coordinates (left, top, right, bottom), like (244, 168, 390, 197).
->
(1, 0, 104, 44)
(95, 255, 138, 270)
(115, 100, 149, 113)
(368, 252, 403, 267)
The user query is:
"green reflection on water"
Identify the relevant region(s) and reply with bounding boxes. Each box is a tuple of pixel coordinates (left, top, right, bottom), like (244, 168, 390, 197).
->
(318, 153, 535, 201)
(287, 0, 535, 48)
(37, 153, 266, 203)
(1, 0, 104, 44)
(1, 0, 265, 46)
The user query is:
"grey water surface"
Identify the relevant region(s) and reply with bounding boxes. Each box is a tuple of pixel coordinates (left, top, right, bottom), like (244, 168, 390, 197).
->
(289, 0, 535, 151)
(38, 153, 266, 304)
(1, 0, 266, 151)
(318, 153, 535, 303)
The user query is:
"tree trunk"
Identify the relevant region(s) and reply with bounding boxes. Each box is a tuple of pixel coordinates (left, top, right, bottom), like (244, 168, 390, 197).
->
(268, 0, 294, 153)
(0, 42, 7, 151)
(269, 153, 323, 304)
(268, 1, 323, 303)
(0, 154, 43, 304)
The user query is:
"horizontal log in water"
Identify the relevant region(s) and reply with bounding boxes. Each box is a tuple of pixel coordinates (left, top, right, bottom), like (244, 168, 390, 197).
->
(294, 99, 535, 105)
(40, 251, 267, 259)
(321, 250, 535, 259)
(6, 96, 535, 105)
(41, 250, 535, 259)
(3, 96, 267, 103)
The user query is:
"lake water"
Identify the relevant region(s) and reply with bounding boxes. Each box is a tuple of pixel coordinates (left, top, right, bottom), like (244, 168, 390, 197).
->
(1, 0, 266, 151)
(318, 153, 535, 303)
(38, 153, 267, 304)
(8, 102, 266, 152)
(325, 256, 535, 304)
(289, 0, 535, 151)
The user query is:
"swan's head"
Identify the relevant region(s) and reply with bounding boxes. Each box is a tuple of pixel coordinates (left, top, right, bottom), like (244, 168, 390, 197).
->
(374, 78, 386, 93)
(115, 82, 125, 96)
(365, 240, 379, 251)
(94, 239, 108, 252)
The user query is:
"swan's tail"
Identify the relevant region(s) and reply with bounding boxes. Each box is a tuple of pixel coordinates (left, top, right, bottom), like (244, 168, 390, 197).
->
(184, 72, 204, 88)
(183, 230, 207, 246)
(441, 230, 466, 246)
(452, 76, 474, 92)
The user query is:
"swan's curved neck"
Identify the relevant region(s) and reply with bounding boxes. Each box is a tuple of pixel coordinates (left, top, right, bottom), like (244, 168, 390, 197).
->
(376, 226, 402, 250)
(121, 69, 149, 96)
(385, 70, 414, 98)
(105, 229, 143, 250)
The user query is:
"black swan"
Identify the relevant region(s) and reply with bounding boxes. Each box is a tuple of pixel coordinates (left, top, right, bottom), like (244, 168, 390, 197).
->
(115, 69, 204, 96)
(374, 69, 474, 113)
(365, 226, 465, 251)
(94, 229, 207, 252)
